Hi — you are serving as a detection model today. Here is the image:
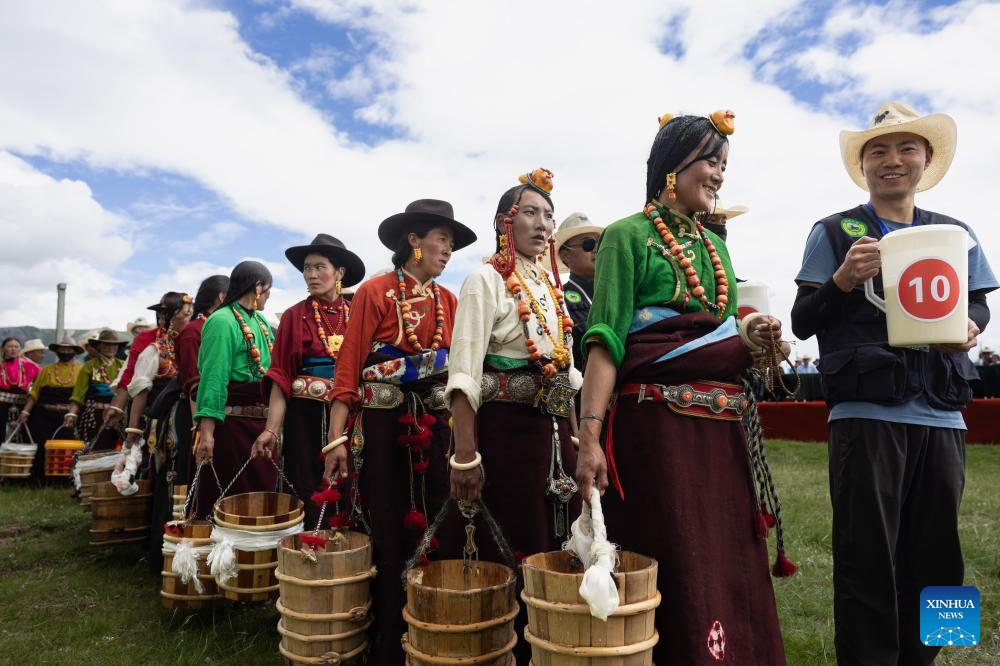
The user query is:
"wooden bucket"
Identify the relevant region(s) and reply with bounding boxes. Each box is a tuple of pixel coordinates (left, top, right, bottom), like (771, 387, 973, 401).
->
(213, 491, 304, 603)
(77, 451, 120, 510)
(521, 551, 660, 665)
(44, 439, 85, 477)
(276, 531, 374, 665)
(172, 484, 188, 521)
(0, 452, 33, 478)
(161, 520, 223, 610)
(89, 479, 153, 545)
(402, 559, 519, 666)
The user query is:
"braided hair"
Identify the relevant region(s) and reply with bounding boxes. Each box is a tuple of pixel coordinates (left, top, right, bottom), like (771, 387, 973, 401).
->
(192, 275, 230, 318)
(646, 115, 728, 203)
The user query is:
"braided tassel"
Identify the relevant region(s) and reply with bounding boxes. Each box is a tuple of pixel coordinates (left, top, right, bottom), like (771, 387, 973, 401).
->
(547, 237, 564, 290)
(488, 212, 518, 278)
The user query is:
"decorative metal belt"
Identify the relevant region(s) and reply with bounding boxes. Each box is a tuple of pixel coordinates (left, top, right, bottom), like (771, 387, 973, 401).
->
(41, 403, 72, 413)
(481, 371, 577, 419)
(223, 404, 269, 419)
(291, 374, 335, 404)
(359, 382, 447, 412)
(617, 380, 747, 421)
(0, 391, 26, 405)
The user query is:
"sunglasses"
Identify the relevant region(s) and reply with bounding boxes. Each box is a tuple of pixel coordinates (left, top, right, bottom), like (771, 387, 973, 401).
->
(565, 237, 598, 252)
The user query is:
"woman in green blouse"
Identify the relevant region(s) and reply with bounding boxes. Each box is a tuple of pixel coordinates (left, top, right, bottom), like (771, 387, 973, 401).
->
(65, 330, 128, 449)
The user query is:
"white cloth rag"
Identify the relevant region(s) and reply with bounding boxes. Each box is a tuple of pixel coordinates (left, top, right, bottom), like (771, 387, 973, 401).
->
(207, 522, 304, 586)
(71, 452, 118, 490)
(0, 441, 36, 455)
(564, 487, 620, 620)
(111, 442, 144, 496)
(164, 538, 215, 594)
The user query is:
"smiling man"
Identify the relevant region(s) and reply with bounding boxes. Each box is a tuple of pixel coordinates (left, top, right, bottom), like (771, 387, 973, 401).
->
(790, 102, 997, 665)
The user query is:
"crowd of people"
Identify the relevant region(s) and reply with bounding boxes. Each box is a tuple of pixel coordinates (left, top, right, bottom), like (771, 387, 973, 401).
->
(1, 100, 995, 666)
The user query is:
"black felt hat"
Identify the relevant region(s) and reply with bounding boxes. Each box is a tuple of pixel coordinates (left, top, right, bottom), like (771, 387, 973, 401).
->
(377, 199, 477, 252)
(284, 234, 366, 287)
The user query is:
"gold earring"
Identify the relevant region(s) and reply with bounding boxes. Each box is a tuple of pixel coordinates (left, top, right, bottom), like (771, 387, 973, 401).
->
(335, 279, 342, 296)
(413, 247, 423, 264)
(252, 292, 260, 310)
(665, 172, 677, 202)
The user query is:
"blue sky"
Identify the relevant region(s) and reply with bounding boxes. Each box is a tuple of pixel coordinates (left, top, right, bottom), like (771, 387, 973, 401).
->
(1, 0, 998, 356)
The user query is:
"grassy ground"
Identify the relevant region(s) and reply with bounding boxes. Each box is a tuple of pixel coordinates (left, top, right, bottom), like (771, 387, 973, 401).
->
(1, 441, 998, 665)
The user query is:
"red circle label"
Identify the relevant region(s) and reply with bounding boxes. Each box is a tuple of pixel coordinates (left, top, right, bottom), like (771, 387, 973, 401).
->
(737, 305, 759, 319)
(896, 257, 961, 322)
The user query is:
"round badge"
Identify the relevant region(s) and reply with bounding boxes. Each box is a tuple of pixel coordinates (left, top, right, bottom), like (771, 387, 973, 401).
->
(565, 290, 582, 304)
(896, 257, 961, 322)
(840, 218, 868, 238)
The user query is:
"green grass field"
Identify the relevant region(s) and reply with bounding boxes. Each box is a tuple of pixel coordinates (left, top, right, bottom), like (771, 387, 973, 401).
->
(1, 441, 998, 665)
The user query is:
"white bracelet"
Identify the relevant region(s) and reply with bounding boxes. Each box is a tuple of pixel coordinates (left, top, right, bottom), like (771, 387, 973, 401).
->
(108, 405, 126, 415)
(738, 312, 767, 351)
(124, 427, 144, 435)
(321, 435, 348, 455)
(570, 435, 580, 447)
(449, 451, 482, 471)
(65, 413, 77, 420)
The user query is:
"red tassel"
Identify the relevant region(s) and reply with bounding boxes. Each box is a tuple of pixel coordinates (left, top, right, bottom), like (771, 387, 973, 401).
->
(413, 460, 430, 474)
(319, 487, 341, 503)
(411, 434, 432, 452)
(397, 434, 416, 447)
(754, 510, 770, 539)
(398, 413, 415, 425)
(310, 490, 326, 506)
(328, 512, 350, 529)
(300, 534, 327, 550)
(764, 512, 776, 527)
(772, 550, 798, 578)
(163, 521, 181, 536)
(404, 508, 428, 532)
(418, 414, 436, 427)
(428, 536, 440, 552)
(417, 554, 430, 566)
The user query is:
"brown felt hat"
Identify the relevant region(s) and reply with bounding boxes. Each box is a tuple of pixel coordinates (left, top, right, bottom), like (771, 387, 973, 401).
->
(377, 199, 477, 252)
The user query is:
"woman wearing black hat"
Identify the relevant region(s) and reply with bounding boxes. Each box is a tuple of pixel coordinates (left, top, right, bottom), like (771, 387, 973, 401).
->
(193, 261, 277, 514)
(323, 200, 476, 665)
(252, 235, 365, 527)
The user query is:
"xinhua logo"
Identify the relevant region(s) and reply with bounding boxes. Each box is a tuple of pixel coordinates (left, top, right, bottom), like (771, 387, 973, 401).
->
(920, 586, 980, 647)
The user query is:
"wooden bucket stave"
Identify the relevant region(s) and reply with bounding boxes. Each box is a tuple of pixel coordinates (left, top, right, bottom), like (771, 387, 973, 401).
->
(161, 520, 223, 610)
(172, 484, 188, 521)
(89, 479, 153, 545)
(213, 491, 304, 603)
(403, 559, 518, 666)
(77, 451, 120, 509)
(0, 452, 33, 478)
(44, 439, 84, 477)
(521, 550, 660, 666)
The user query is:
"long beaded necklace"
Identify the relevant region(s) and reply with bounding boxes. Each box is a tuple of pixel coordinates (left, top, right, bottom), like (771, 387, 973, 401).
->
(155, 328, 178, 378)
(643, 203, 729, 319)
(395, 269, 444, 352)
(506, 264, 574, 377)
(231, 305, 273, 377)
(312, 297, 350, 359)
(92, 356, 115, 384)
(50, 361, 76, 386)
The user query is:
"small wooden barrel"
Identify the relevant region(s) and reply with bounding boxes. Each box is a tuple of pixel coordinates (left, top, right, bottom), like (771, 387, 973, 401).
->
(213, 491, 304, 603)
(44, 439, 85, 477)
(89, 479, 153, 545)
(0, 452, 33, 478)
(403, 559, 518, 666)
(77, 451, 121, 510)
(276, 531, 374, 665)
(521, 551, 661, 665)
(161, 520, 223, 610)
(172, 484, 188, 521)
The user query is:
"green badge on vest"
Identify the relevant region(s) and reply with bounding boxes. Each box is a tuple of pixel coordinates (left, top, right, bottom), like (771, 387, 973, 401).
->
(565, 290, 582, 304)
(840, 218, 868, 238)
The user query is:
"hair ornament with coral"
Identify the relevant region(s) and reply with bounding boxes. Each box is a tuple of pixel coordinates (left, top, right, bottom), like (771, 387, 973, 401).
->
(518, 167, 555, 194)
(709, 109, 736, 136)
(657, 113, 674, 129)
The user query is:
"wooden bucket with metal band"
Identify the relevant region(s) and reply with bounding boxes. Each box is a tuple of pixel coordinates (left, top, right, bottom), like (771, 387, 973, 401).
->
(44, 438, 85, 477)
(76, 451, 121, 510)
(213, 491, 304, 603)
(276, 530, 374, 665)
(172, 484, 188, 521)
(161, 520, 223, 609)
(89, 479, 153, 545)
(521, 550, 660, 666)
(402, 559, 518, 666)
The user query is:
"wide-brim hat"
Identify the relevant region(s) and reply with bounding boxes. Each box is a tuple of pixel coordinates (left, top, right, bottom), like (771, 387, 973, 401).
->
(126, 317, 152, 334)
(378, 199, 477, 252)
(48, 336, 84, 354)
(552, 212, 604, 273)
(708, 202, 749, 220)
(20, 339, 46, 355)
(839, 101, 957, 193)
(89, 329, 129, 347)
(284, 234, 366, 287)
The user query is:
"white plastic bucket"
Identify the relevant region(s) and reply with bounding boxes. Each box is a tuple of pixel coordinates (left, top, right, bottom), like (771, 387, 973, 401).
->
(737, 281, 770, 319)
(864, 225, 969, 347)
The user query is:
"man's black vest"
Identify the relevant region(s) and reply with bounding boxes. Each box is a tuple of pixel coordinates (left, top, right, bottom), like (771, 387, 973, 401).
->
(812, 204, 979, 410)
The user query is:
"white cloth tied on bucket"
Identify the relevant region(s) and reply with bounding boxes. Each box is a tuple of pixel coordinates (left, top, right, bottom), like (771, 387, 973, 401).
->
(71, 452, 119, 490)
(207, 522, 304, 586)
(163, 537, 215, 594)
(0, 441, 36, 455)
(111, 442, 144, 496)
(563, 487, 620, 621)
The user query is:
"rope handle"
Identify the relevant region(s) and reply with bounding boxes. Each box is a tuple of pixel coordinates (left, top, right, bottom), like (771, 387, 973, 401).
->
(3, 422, 34, 445)
(182, 460, 224, 521)
(401, 497, 517, 591)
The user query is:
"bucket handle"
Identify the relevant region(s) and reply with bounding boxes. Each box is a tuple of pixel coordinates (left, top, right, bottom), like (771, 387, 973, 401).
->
(212, 452, 300, 514)
(401, 497, 517, 591)
(864, 278, 887, 313)
(3, 422, 33, 445)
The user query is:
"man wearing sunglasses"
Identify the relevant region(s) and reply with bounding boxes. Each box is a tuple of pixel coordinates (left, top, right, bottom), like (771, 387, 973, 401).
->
(553, 212, 604, 372)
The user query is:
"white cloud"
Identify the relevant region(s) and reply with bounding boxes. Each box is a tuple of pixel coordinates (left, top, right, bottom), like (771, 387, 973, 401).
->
(0, 0, 998, 356)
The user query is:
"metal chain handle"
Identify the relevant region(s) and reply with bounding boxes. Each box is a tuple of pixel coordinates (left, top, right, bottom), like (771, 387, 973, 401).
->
(213, 451, 302, 515)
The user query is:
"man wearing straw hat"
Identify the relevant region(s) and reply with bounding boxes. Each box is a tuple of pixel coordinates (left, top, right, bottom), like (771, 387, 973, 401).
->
(553, 212, 603, 371)
(791, 102, 997, 664)
(699, 200, 748, 242)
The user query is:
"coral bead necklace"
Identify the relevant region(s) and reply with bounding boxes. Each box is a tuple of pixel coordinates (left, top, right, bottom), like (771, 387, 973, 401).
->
(312, 298, 350, 359)
(506, 263, 574, 377)
(643, 202, 729, 318)
(230, 305, 273, 377)
(396, 269, 444, 352)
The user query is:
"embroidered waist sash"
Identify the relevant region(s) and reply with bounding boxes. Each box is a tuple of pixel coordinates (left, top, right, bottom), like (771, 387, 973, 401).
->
(361, 343, 448, 385)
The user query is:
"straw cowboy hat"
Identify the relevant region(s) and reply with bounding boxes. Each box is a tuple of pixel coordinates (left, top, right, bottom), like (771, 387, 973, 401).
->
(126, 317, 152, 335)
(708, 201, 749, 220)
(48, 336, 84, 355)
(89, 329, 129, 347)
(552, 212, 604, 273)
(20, 339, 46, 355)
(840, 101, 957, 193)
(378, 199, 477, 252)
(284, 234, 366, 287)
